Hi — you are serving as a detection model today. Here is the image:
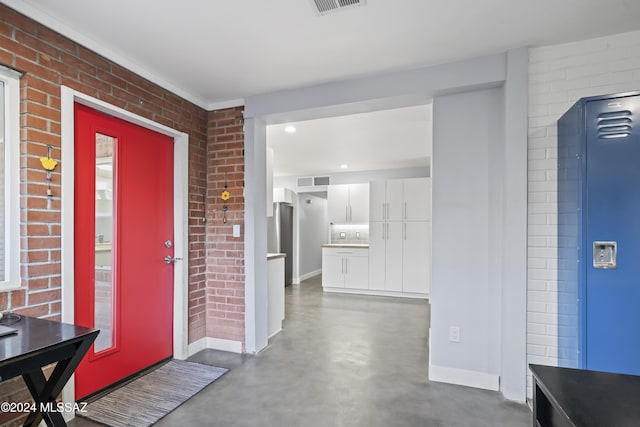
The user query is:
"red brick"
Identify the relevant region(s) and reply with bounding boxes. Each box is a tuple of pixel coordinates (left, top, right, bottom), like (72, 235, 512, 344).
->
(0, 35, 37, 61)
(14, 56, 59, 83)
(28, 289, 60, 305)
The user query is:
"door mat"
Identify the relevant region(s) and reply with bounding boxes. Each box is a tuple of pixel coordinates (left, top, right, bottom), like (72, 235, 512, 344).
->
(78, 359, 228, 427)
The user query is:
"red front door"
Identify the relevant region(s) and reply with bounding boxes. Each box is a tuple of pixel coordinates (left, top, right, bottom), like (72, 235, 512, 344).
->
(74, 103, 174, 399)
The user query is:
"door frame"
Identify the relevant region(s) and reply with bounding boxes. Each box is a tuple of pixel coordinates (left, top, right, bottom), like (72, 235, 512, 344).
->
(59, 87, 189, 411)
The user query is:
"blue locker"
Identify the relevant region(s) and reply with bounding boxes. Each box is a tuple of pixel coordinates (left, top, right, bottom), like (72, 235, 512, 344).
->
(558, 91, 640, 374)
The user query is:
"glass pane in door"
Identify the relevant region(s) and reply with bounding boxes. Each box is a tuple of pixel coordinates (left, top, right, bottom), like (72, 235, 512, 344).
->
(94, 133, 115, 353)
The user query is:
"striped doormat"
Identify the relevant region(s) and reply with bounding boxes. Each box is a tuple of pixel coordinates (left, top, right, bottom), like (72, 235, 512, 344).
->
(79, 360, 228, 427)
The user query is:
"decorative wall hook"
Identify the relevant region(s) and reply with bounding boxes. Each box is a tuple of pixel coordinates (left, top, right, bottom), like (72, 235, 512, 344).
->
(221, 172, 230, 223)
(40, 145, 58, 197)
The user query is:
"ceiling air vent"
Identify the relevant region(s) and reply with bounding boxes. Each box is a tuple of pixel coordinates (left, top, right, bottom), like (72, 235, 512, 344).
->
(310, 0, 365, 15)
(298, 177, 313, 187)
(314, 176, 330, 186)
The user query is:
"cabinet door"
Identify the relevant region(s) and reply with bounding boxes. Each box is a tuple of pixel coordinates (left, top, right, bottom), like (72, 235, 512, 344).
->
(327, 184, 349, 224)
(349, 183, 370, 223)
(345, 255, 369, 289)
(385, 222, 403, 291)
(322, 255, 345, 288)
(368, 222, 386, 291)
(402, 221, 430, 294)
(369, 180, 386, 222)
(386, 179, 404, 221)
(403, 178, 431, 221)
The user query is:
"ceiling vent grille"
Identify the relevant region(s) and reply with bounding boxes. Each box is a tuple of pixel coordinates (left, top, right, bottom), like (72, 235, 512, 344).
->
(310, 0, 365, 15)
(298, 176, 331, 187)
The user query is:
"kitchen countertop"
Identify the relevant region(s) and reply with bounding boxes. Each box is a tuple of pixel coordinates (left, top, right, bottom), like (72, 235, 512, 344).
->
(267, 253, 286, 260)
(321, 243, 369, 249)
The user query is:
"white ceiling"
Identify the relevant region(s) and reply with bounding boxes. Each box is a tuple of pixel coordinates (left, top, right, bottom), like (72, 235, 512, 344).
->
(5, 0, 640, 109)
(267, 104, 431, 177)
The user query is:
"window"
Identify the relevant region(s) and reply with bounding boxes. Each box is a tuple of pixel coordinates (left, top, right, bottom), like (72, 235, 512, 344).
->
(0, 66, 21, 289)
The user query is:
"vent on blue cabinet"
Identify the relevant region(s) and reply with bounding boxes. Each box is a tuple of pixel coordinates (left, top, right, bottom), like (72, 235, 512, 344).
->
(597, 110, 632, 139)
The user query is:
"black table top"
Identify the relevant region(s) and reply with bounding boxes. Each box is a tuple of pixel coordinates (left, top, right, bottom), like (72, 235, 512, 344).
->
(530, 364, 640, 427)
(0, 315, 97, 365)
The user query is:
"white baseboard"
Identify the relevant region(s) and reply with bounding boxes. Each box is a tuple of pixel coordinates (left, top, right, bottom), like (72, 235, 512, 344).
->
(429, 364, 500, 391)
(187, 337, 243, 356)
(323, 286, 429, 300)
(299, 269, 322, 282)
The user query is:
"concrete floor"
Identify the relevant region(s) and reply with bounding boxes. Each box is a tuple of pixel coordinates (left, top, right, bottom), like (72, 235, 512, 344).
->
(71, 276, 530, 426)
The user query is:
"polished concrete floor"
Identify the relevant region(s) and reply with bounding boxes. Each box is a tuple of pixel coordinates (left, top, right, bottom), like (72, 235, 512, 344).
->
(71, 276, 530, 426)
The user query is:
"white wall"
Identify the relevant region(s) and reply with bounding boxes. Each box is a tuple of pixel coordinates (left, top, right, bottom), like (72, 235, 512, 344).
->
(243, 50, 528, 401)
(430, 88, 504, 390)
(527, 29, 640, 396)
(296, 194, 328, 281)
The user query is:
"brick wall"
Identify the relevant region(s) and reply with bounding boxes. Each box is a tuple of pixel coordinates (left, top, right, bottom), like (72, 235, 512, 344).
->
(0, 5, 209, 424)
(527, 29, 640, 397)
(206, 108, 245, 346)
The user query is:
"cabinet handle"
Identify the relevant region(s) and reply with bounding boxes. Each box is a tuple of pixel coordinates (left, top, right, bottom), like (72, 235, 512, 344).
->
(345, 258, 348, 275)
(404, 202, 407, 220)
(382, 204, 385, 221)
(350, 205, 353, 221)
(386, 203, 389, 220)
(345, 206, 348, 222)
(386, 223, 389, 240)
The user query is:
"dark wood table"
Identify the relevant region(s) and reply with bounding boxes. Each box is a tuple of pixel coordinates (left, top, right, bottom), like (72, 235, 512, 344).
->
(530, 363, 640, 427)
(0, 315, 98, 427)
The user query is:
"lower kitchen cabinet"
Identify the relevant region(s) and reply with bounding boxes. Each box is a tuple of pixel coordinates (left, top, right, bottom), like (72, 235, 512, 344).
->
(402, 221, 431, 294)
(368, 220, 431, 297)
(322, 247, 369, 290)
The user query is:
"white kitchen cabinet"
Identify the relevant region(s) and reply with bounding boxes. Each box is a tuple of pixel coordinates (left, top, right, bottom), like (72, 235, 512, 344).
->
(368, 222, 385, 290)
(369, 222, 404, 292)
(402, 221, 431, 294)
(368, 177, 431, 297)
(322, 247, 369, 289)
(403, 178, 431, 221)
(370, 178, 431, 222)
(348, 183, 369, 223)
(385, 222, 403, 292)
(327, 183, 369, 224)
(322, 253, 346, 288)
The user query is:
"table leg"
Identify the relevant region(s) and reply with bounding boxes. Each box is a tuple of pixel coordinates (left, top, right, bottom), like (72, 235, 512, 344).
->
(21, 335, 96, 427)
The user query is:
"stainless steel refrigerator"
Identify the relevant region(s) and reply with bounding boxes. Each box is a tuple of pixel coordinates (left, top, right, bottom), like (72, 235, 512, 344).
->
(267, 202, 293, 286)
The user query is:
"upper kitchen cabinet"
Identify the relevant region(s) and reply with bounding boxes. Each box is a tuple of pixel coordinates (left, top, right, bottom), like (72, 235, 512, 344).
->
(370, 177, 431, 222)
(403, 178, 431, 221)
(327, 183, 369, 224)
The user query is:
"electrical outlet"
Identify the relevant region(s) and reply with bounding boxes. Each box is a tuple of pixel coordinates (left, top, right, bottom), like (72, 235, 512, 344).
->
(449, 326, 461, 343)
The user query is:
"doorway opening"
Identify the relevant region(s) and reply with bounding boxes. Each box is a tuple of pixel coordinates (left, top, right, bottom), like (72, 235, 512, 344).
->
(263, 102, 433, 347)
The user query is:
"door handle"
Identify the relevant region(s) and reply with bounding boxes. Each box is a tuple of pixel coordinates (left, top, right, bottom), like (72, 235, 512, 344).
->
(164, 256, 183, 264)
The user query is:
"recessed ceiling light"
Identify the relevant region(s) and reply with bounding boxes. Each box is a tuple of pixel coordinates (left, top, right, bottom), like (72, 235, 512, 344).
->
(284, 125, 296, 133)
(340, 164, 348, 169)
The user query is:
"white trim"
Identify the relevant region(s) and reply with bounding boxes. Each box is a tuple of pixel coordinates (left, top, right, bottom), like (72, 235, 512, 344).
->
(297, 269, 321, 283)
(0, 67, 21, 290)
(188, 337, 243, 356)
(268, 328, 282, 339)
(429, 364, 500, 391)
(207, 98, 245, 111)
(2, 0, 209, 110)
(60, 87, 189, 414)
(323, 287, 429, 300)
